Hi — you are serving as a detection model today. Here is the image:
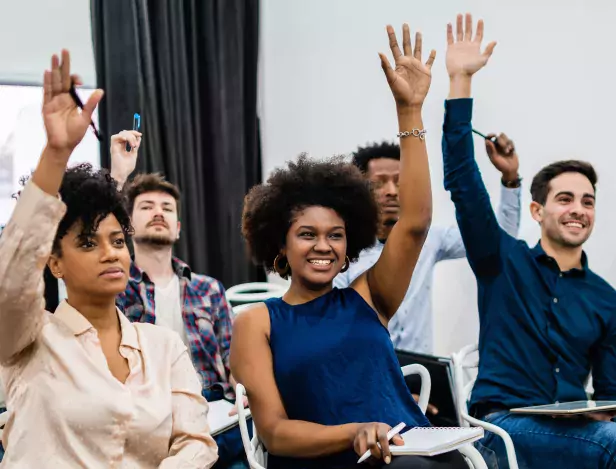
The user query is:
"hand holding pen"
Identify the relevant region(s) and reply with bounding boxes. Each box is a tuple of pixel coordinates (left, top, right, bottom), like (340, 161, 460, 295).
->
(472, 129, 514, 156)
(68, 79, 102, 141)
(42, 49, 104, 156)
(355, 421, 405, 465)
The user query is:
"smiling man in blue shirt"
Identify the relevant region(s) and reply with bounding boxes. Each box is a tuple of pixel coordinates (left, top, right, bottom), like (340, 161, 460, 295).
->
(443, 13, 616, 469)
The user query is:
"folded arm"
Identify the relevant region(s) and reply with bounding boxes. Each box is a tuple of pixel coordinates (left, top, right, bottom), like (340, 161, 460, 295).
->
(159, 338, 218, 468)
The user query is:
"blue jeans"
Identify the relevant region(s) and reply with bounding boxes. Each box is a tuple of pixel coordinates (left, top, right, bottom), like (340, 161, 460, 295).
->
(475, 411, 616, 469)
(213, 424, 250, 469)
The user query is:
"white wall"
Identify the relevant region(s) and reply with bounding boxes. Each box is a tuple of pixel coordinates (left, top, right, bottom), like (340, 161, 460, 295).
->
(260, 0, 616, 355)
(0, 0, 96, 85)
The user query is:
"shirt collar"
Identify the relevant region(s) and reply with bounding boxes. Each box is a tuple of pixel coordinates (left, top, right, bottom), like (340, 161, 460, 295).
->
(129, 256, 192, 283)
(531, 241, 588, 274)
(54, 300, 141, 350)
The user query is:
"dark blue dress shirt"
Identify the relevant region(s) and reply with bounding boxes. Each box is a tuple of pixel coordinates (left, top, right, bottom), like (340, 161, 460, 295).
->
(442, 98, 616, 410)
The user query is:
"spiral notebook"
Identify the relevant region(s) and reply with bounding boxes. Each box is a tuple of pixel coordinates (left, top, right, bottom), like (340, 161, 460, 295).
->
(389, 427, 484, 457)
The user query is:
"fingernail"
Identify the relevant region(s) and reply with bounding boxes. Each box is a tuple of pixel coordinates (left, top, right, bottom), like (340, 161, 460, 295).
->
(385, 456, 391, 464)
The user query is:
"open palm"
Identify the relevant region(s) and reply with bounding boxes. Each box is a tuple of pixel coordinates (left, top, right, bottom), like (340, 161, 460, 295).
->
(446, 14, 496, 77)
(42, 51, 103, 152)
(380, 24, 436, 108)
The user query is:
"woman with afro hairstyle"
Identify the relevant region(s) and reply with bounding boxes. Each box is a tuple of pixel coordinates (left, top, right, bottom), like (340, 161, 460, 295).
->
(0, 51, 217, 468)
(231, 24, 467, 469)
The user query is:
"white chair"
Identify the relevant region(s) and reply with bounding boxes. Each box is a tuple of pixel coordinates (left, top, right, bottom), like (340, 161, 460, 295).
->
(232, 303, 256, 316)
(227, 282, 287, 307)
(452, 343, 519, 469)
(235, 364, 487, 469)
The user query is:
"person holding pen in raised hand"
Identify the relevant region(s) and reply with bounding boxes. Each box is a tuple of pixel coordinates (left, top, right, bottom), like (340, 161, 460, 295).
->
(0, 50, 217, 468)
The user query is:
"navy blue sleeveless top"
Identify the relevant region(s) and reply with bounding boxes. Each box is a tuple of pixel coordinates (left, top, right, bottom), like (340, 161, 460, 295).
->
(265, 287, 430, 469)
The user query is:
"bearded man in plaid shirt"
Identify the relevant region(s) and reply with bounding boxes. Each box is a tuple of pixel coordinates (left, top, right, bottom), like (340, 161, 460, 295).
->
(111, 131, 247, 469)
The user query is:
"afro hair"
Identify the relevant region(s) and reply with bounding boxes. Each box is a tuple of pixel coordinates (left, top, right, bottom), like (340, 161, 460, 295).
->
(351, 141, 400, 173)
(242, 154, 378, 275)
(51, 163, 133, 255)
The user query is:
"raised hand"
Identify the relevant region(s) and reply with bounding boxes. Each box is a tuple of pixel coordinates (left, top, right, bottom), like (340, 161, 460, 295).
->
(485, 133, 519, 182)
(42, 50, 104, 157)
(110, 130, 142, 186)
(379, 24, 436, 109)
(446, 14, 496, 78)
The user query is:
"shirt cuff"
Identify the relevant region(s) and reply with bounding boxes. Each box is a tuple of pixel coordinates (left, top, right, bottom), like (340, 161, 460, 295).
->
(444, 98, 473, 125)
(11, 180, 66, 230)
(499, 183, 522, 207)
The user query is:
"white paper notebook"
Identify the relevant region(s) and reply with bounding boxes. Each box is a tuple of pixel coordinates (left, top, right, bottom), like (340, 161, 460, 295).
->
(511, 400, 616, 415)
(207, 400, 251, 437)
(390, 427, 484, 457)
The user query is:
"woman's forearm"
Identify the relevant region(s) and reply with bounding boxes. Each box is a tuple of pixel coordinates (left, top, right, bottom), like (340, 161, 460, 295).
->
(31, 146, 72, 197)
(396, 106, 432, 234)
(265, 420, 360, 458)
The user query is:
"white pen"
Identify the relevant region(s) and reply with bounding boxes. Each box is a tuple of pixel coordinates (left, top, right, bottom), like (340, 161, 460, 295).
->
(357, 422, 406, 464)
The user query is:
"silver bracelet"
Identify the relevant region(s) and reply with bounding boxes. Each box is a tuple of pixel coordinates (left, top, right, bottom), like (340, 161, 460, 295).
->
(397, 129, 427, 140)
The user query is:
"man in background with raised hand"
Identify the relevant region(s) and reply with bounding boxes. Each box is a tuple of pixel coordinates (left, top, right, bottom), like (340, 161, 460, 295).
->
(335, 135, 521, 356)
(110, 131, 248, 469)
(443, 13, 616, 469)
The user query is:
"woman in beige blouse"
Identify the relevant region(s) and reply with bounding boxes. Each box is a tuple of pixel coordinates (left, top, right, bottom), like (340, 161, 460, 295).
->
(0, 51, 218, 468)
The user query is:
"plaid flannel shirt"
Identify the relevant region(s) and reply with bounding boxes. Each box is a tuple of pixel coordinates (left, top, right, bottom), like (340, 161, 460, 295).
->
(116, 257, 235, 400)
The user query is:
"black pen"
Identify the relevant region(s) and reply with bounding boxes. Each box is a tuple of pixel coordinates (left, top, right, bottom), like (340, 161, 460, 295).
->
(472, 128, 496, 143)
(68, 82, 102, 141)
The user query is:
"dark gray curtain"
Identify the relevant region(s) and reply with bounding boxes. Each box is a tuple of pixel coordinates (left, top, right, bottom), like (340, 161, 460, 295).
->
(90, 0, 264, 287)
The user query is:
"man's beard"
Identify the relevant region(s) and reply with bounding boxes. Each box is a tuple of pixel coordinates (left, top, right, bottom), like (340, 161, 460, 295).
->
(134, 234, 175, 247)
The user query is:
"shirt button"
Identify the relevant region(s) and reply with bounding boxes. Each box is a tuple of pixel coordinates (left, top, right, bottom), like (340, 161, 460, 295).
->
(555, 368, 560, 373)
(553, 298, 558, 304)
(559, 273, 563, 278)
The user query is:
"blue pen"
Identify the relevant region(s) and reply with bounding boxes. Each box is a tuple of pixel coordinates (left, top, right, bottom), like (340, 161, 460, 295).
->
(126, 113, 141, 152)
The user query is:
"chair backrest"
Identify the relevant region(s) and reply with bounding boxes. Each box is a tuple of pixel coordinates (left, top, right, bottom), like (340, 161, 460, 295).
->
(452, 344, 520, 469)
(451, 343, 479, 428)
(235, 383, 266, 469)
(226, 282, 287, 307)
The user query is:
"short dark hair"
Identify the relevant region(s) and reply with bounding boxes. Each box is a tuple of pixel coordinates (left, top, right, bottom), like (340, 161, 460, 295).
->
(351, 141, 400, 173)
(530, 160, 598, 205)
(242, 154, 379, 275)
(53, 163, 133, 255)
(124, 173, 181, 218)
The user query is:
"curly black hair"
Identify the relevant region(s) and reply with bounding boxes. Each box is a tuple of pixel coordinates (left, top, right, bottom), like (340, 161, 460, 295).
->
(351, 141, 400, 173)
(242, 154, 379, 275)
(50, 163, 133, 255)
(18, 163, 132, 255)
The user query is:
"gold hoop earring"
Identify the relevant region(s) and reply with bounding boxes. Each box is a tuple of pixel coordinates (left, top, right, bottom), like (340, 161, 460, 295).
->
(273, 254, 290, 277)
(340, 256, 350, 273)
